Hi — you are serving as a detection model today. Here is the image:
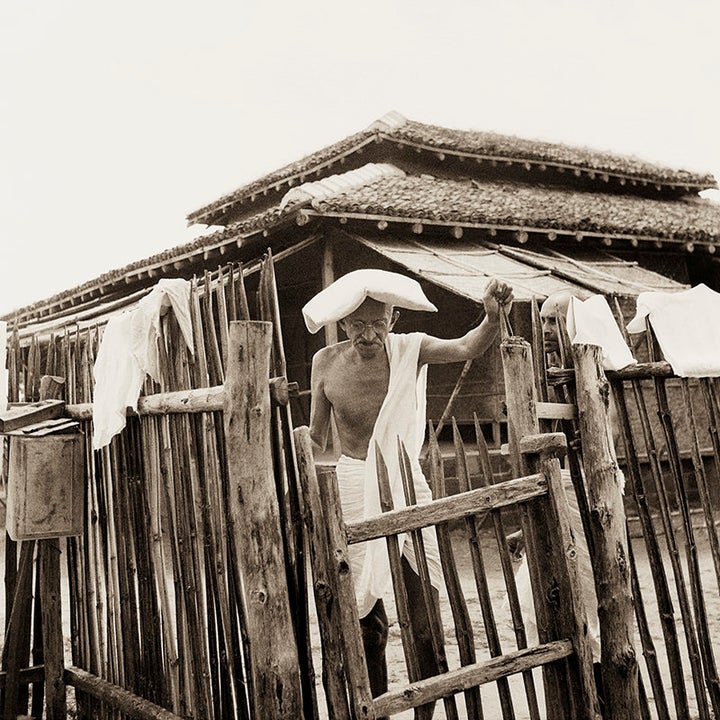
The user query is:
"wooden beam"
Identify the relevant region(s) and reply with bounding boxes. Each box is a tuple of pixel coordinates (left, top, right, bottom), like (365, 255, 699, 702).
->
(345, 474, 546, 544)
(536, 401, 577, 420)
(373, 640, 573, 717)
(65, 666, 184, 720)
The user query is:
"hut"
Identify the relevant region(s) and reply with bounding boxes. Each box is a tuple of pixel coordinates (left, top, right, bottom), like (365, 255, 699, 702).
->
(4, 111, 719, 449)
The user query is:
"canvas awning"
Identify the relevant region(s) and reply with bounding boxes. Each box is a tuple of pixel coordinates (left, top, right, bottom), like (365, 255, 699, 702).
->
(349, 232, 687, 303)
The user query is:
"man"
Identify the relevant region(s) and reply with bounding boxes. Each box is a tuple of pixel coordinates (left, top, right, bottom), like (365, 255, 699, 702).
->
(305, 269, 513, 714)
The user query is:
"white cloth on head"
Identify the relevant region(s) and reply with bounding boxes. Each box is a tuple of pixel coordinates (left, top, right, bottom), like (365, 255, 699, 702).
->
(334, 332, 442, 618)
(302, 269, 437, 334)
(567, 295, 636, 371)
(626, 284, 720, 377)
(93, 279, 194, 449)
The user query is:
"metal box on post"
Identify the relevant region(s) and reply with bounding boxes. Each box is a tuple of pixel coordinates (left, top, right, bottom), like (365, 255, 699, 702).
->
(2, 406, 85, 541)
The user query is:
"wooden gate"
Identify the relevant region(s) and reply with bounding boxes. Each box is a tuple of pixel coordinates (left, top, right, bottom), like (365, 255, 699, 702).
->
(295, 426, 601, 720)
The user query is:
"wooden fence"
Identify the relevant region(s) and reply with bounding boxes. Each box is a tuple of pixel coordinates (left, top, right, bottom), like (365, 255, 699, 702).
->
(4, 264, 720, 720)
(1, 256, 315, 719)
(532, 300, 720, 720)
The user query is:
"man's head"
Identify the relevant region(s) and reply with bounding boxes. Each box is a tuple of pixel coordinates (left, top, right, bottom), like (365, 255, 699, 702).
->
(339, 297, 399, 359)
(540, 290, 576, 354)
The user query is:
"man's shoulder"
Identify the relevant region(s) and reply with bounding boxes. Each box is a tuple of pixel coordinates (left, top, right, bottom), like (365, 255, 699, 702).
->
(312, 341, 350, 368)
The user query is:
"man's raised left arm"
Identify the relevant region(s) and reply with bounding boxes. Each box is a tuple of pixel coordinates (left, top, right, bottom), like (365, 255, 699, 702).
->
(418, 278, 514, 365)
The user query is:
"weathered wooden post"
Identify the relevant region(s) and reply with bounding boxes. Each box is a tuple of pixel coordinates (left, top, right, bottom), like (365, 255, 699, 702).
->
(500, 335, 539, 476)
(573, 344, 641, 719)
(224, 321, 302, 719)
(520, 433, 601, 720)
(501, 336, 601, 718)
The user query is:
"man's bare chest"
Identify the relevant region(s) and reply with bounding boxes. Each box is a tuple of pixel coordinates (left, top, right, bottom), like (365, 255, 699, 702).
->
(324, 357, 390, 420)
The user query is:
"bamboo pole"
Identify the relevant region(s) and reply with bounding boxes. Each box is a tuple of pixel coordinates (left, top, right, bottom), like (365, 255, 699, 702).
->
(397, 440, 458, 720)
(699, 378, 720, 597)
(425, 429, 483, 720)
(627, 536, 671, 720)
(681, 379, 720, 714)
(259, 250, 317, 720)
(572, 344, 641, 719)
(189, 277, 248, 719)
(1, 540, 35, 720)
(651, 368, 714, 720)
(224, 321, 302, 719)
(611, 378, 687, 719)
(451, 420, 515, 719)
(473, 414, 541, 720)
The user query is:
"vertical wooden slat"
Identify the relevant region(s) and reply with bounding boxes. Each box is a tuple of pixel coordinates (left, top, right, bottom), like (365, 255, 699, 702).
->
(651, 370, 713, 720)
(39, 539, 66, 719)
(473, 413, 541, 720)
(451, 420, 515, 719)
(259, 250, 317, 720)
(426, 429, 483, 720)
(397, 440, 458, 720)
(681, 379, 720, 715)
(374, 445, 421, 685)
(311, 464, 374, 719)
(294, 427, 352, 720)
(224, 321, 302, 719)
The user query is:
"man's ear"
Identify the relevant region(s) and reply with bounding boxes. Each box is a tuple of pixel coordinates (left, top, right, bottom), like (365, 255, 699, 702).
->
(389, 310, 400, 328)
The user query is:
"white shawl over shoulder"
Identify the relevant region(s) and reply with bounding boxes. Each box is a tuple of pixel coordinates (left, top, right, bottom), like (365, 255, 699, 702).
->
(336, 332, 442, 617)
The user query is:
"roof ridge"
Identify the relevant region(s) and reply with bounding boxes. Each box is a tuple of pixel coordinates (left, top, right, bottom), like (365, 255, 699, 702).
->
(279, 162, 405, 211)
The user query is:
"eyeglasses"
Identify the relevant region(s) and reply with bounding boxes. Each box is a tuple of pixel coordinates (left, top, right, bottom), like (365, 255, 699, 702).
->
(343, 318, 390, 334)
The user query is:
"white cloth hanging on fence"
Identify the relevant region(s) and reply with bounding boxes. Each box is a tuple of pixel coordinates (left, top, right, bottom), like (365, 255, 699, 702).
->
(92, 279, 194, 449)
(335, 332, 442, 618)
(627, 283, 720, 377)
(567, 295, 636, 371)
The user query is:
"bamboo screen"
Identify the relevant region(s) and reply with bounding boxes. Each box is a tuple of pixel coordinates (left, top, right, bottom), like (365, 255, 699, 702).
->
(3, 259, 313, 719)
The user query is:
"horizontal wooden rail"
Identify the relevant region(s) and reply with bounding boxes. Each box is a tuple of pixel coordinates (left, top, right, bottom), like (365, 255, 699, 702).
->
(536, 401, 577, 420)
(65, 378, 295, 420)
(548, 360, 676, 385)
(344, 474, 546, 544)
(373, 639, 573, 717)
(0, 663, 45, 687)
(65, 666, 184, 720)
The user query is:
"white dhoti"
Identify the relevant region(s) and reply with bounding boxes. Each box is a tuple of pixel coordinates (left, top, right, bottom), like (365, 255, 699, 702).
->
(335, 332, 443, 619)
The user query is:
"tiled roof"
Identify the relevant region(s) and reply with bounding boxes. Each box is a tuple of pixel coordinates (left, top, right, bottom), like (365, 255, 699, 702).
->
(391, 119, 716, 188)
(308, 174, 720, 245)
(186, 112, 717, 226)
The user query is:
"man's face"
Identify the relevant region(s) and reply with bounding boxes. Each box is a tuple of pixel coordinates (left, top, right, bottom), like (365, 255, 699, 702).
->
(339, 298, 397, 359)
(541, 311, 560, 354)
(540, 292, 572, 355)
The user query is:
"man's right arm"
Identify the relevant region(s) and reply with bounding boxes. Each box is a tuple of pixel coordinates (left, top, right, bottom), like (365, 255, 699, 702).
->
(308, 350, 331, 453)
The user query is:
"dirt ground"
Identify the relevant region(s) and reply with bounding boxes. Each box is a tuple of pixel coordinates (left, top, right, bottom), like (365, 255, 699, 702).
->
(2, 499, 718, 720)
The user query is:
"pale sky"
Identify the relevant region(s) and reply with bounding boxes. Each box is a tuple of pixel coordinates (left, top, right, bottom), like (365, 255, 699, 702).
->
(2, 0, 718, 316)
